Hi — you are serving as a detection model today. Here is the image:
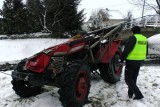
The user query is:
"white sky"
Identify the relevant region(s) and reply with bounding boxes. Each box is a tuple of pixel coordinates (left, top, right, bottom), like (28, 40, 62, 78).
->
(78, 0, 157, 20)
(0, 0, 157, 20)
(78, 0, 134, 20)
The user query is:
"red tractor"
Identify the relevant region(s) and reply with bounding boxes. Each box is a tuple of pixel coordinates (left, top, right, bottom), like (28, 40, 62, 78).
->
(11, 23, 125, 107)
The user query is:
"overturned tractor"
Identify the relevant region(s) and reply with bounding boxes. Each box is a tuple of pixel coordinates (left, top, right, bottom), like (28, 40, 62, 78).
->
(11, 22, 126, 107)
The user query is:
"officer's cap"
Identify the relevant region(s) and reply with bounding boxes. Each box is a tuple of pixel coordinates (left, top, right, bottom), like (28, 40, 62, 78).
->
(132, 26, 141, 34)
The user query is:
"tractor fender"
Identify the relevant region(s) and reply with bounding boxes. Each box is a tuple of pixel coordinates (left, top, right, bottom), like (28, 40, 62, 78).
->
(97, 40, 122, 63)
(26, 52, 51, 73)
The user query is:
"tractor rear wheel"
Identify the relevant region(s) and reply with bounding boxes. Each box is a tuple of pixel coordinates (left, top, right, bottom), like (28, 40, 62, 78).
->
(58, 61, 91, 107)
(11, 60, 43, 98)
(99, 49, 123, 84)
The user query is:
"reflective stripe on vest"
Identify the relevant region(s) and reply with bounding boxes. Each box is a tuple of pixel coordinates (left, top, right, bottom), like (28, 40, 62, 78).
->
(126, 34, 147, 60)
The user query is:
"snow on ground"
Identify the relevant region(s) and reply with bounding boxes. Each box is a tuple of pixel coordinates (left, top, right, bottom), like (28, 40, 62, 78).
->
(0, 35, 7, 38)
(0, 66, 160, 107)
(0, 35, 160, 107)
(0, 32, 51, 39)
(148, 34, 160, 55)
(0, 39, 67, 63)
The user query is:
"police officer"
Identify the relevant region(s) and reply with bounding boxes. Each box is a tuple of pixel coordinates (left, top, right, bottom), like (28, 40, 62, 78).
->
(120, 26, 148, 100)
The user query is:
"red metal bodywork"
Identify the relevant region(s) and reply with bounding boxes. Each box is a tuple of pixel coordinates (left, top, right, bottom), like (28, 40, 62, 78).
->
(25, 37, 122, 73)
(26, 53, 50, 73)
(25, 38, 87, 73)
(97, 40, 121, 63)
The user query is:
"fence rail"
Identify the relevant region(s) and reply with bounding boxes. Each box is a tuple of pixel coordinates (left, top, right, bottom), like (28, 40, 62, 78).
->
(122, 15, 160, 30)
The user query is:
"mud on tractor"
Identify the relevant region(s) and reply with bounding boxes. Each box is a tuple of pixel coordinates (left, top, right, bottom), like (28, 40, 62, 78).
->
(11, 22, 126, 107)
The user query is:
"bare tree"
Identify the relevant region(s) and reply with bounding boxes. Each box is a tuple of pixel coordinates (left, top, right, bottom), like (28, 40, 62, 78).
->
(90, 9, 109, 21)
(27, 0, 82, 33)
(127, 0, 160, 14)
(124, 10, 133, 21)
(88, 8, 110, 30)
(97, 9, 110, 21)
(37, 0, 67, 33)
(156, 0, 160, 12)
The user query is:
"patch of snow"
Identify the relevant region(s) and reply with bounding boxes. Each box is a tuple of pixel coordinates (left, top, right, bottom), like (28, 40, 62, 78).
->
(0, 39, 68, 63)
(0, 66, 160, 107)
(148, 34, 160, 55)
(0, 35, 7, 38)
(0, 32, 54, 39)
(148, 34, 160, 44)
(10, 32, 51, 37)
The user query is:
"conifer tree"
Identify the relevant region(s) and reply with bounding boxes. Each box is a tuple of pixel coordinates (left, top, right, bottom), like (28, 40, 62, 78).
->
(2, 0, 84, 35)
(26, 0, 84, 35)
(2, 0, 14, 34)
(2, 0, 27, 34)
(26, 0, 43, 32)
(12, 0, 28, 33)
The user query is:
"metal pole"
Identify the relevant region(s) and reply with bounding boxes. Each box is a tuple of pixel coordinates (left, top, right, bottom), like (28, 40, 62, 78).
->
(142, 0, 146, 19)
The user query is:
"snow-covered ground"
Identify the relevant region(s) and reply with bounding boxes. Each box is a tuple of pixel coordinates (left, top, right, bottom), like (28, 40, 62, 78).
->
(0, 66, 160, 107)
(0, 32, 52, 39)
(148, 34, 160, 55)
(0, 39, 67, 63)
(0, 35, 160, 107)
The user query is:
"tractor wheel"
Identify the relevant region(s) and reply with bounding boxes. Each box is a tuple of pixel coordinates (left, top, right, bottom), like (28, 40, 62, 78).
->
(11, 80, 43, 98)
(99, 48, 123, 84)
(58, 61, 91, 107)
(15, 59, 26, 71)
(11, 60, 43, 98)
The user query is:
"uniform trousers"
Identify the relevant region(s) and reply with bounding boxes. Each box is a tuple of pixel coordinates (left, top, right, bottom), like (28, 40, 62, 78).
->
(125, 60, 143, 97)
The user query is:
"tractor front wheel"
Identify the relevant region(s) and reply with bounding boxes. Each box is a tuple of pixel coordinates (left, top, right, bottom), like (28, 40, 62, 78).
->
(11, 60, 43, 98)
(11, 80, 43, 98)
(58, 61, 91, 107)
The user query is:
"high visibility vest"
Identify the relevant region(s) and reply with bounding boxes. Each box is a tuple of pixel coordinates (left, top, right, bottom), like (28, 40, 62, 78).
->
(126, 34, 147, 60)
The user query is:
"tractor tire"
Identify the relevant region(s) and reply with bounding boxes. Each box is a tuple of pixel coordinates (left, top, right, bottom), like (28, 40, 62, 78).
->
(11, 80, 43, 98)
(58, 61, 91, 107)
(15, 59, 26, 71)
(99, 48, 123, 84)
(11, 60, 43, 98)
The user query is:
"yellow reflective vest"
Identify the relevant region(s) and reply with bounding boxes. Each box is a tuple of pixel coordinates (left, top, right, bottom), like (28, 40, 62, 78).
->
(126, 34, 147, 60)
